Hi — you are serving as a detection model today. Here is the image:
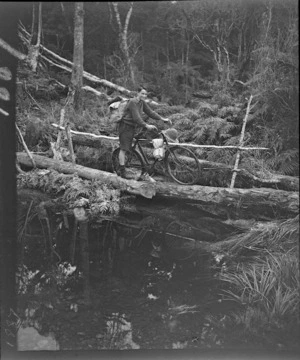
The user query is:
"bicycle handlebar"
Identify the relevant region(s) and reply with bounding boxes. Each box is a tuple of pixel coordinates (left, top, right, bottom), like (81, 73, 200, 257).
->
(134, 129, 165, 140)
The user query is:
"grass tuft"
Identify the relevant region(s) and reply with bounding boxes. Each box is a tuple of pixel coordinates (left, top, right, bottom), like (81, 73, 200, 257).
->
(217, 215, 299, 344)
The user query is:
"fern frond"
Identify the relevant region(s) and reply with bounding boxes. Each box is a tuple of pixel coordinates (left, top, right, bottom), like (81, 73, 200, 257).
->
(206, 148, 235, 165)
(218, 106, 242, 118)
(193, 117, 237, 145)
(224, 136, 241, 146)
(193, 127, 209, 143)
(272, 149, 299, 175)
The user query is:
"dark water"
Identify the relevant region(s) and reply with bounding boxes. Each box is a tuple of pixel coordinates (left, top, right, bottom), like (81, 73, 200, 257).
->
(15, 199, 244, 351)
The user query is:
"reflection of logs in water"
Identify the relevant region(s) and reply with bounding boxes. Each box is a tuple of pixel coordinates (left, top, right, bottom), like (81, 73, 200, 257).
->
(79, 220, 90, 304)
(163, 221, 211, 260)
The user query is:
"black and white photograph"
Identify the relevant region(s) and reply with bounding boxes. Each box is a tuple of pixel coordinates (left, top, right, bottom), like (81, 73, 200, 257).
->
(0, 1, 299, 359)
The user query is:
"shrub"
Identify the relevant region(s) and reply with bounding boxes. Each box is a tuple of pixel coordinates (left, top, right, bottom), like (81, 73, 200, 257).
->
(211, 92, 233, 108)
(218, 216, 299, 342)
(220, 252, 299, 325)
(17, 170, 121, 218)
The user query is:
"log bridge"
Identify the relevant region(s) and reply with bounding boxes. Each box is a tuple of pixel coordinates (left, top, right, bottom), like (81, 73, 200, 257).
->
(17, 151, 299, 220)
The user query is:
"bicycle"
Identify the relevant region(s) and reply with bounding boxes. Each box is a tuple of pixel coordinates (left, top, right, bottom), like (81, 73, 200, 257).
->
(111, 130, 200, 185)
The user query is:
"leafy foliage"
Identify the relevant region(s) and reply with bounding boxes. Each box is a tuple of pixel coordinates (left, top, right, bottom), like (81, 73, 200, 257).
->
(217, 216, 299, 341)
(17, 169, 67, 194)
(264, 148, 299, 176)
(196, 101, 219, 118)
(22, 117, 55, 151)
(17, 170, 120, 218)
(211, 92, 233, 108)
(220, 215, 299, 256)
(220, 250, 299, 337)
(240, 146, 299, 177)
(192, 117, 238, 145)
(217, 106, 243, 121)
(75, 145, 115, 172)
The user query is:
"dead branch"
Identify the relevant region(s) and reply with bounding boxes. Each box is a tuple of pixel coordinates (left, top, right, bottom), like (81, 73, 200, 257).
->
(16, 124, 36, 168)
(65, 124, 76, 164)
(230, 95, 253, 188)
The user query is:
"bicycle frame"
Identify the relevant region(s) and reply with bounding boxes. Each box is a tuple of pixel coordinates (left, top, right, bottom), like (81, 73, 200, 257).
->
(131, 138, 158, 174)
(131, 132, 169, 174)
(112, 130, 200, 184)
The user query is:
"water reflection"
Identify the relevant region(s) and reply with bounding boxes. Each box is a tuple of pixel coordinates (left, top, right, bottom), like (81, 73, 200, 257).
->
(15, 198, 238, 350)
(17, 326, 60, 351)
(103, 313, 140, 349)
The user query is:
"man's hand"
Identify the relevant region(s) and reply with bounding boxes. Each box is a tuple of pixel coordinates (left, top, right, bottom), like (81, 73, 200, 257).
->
(146, 124, 158, 132)
(162, 117, 172, 125)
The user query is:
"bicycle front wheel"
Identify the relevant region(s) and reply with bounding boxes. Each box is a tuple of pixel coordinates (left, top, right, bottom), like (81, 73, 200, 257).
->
(112, 148, 145, 180)
(165, 146, 200, 185)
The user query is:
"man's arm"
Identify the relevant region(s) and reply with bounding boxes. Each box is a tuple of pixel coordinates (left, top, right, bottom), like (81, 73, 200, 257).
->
(142, 101, 172, 124)
(142, 101, 164, 121)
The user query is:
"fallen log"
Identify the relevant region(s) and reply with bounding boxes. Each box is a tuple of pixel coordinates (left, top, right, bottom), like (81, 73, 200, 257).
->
(17, 152, 155, 199)
(17, 152, 298, 220)
(155, 182, 298, 219)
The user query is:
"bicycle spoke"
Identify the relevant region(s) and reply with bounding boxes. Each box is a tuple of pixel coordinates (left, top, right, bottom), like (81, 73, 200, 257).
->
(166, 146, 200, 185)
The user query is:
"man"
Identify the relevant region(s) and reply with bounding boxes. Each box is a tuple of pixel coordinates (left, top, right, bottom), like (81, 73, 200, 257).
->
(118, 87, 171, 179)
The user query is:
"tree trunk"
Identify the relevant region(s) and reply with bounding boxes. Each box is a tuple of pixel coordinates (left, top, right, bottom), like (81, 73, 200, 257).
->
(71, 2, 84, 114)
(17, 152, 299, 220)
(112, 2, 135, 86)
(28, 2, 42, 72)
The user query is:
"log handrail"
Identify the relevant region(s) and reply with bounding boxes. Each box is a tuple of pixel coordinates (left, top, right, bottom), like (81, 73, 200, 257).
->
(51, 123, 268, 151)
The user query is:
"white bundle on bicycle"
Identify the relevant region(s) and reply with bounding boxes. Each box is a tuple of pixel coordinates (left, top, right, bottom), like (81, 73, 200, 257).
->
(152, 128, 179, 160)
(152, 138, 165, 160)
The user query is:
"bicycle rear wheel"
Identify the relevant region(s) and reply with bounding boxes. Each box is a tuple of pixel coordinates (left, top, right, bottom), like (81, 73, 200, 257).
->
(112, 148, 144, 180)
(165, 146, 200, 185)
